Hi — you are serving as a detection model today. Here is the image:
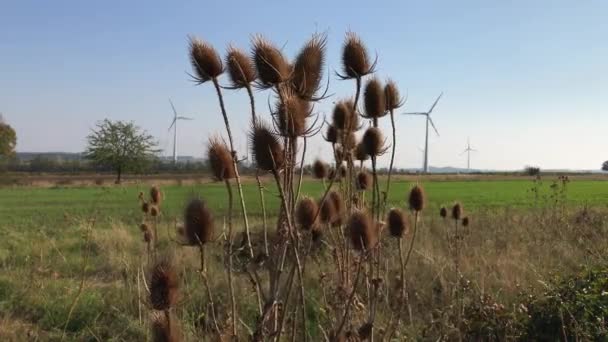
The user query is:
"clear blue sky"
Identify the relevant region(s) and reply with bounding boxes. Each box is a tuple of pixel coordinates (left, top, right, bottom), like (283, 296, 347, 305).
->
(1, 0, 606, 170)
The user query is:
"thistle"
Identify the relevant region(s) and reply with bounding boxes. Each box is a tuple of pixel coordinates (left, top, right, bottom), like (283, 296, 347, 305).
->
(452, 203, 463, 220)
(142, 202, 150, 214)
(251, 35, 291, 88)
(225, 45, 256, 89)
(362, 127, 386, 157)
(189, 37, 224, 84)
(319, 195, 337, 225)
(250, 120, 285, 172)
(356, 171, 371, 191)
(291, 33, 327, 101)
(150, 186, 162, 206)
(184, 198, 214, 246)
(440, 207, 448, 218)
(362, 78, 387, 124)
(324, 125, 339, 144)
(149, 259, 179, 311)
(384, 79, 404, 111)
(296, 197, 318, 231)
(348, 210, 377, 252)
(408, 185, 425, 212)
(274, 92, 310, 138)
(387, 208, 408, 238)
(329, 190, 345, 227)
(332, 100, 358, 132)
(150, 205, 160, 217)
(151, 311, 181, 342)
(355, 143, 369, 162)
(339, 32, 375, 79)
(462, 216, 470, 227)
(312, 159, 329, 179)
(207, 137, 236, 181)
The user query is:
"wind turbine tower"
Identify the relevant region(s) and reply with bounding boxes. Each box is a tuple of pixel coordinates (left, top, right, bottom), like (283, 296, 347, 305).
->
(403, 93, 443, 173)
(168, 99, 194, 164)
(461, 137, 478, 171)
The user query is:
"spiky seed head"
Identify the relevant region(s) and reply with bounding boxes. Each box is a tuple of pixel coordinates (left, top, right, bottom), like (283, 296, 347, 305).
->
(329, 191, 345, 226)
(452, 203, 463, 220)
(332, 100, 358, 131)
(184, 198, 214, 245)
(327, 168, 337, 181)
(226, 46, 256, 88)
(348, 210, 378, 252)
(251, 36, 291, 88)
(150, 186, 162, 206)
(207, 137, 235, 181)
(362, 127, 384, 157)
(355, 143, 369, 161)
(387, 208, 408, 238)
(138, 191, 144, 201)
(295, 197, 318, 231)
(311, 227, 323, 243)
(408, 185, 425, 212)
(334, 145, 346, 163)
(356, 171, 371, 191)
(151, 311, 181, 342)
(462, 216, 470, 227)
(341, 131, 357, 151)
(250, 120, 285, 171)
(384, 79, 403, 111)
(150, 205, 160, 217)
(140, 223, 149, 232)
(341, 32, 373, 79)
(275, 93, 309, 137)
(149, 259, 179, 311)
(142, 202, 150, 214)
(358, 323, 373, 340)
(363, 78, 386, 119)
(292, 33, 326, 100)
(440, 207, 447, 218)
(318, 195, 336, 225)
(324, 125, 338, 144)
(189, 37, 223, 83)
(143, 230, 153, 243)
(312, 159, 328, 179)
(339, 165, 347, 179)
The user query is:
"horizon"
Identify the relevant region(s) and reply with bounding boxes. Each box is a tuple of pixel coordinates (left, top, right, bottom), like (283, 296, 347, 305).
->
(1, 1, 607, 171)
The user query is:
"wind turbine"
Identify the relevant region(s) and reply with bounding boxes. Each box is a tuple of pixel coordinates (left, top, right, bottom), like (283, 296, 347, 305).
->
(460, 137, 477, 171)
(168, 99, 194, 164)
(403, 93, 443, 173)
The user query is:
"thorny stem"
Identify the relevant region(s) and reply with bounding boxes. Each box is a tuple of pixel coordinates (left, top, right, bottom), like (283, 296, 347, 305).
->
(398, 238, 406, 300)
(403, 211, 419, 273)
(164, 310, 172, 341)
(224, 179, 238, 338)
(383, 109, 397, 217)
(211, 77, 253, 258)
(335, 253, 365, 338)
(295, 137, 307, 203)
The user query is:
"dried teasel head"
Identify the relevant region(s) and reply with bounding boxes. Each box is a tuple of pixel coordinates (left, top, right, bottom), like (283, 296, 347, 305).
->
(339, 164, 347, 178)
(329, 190, 345, 226)
(340, 131, 357, 151)
(189, 36, 223, 84)
(150, 186, 162, 206)
(332, 100, 358, 132)
(452, 203, 463, 220)
(251, 35, 291, 88)
(207, 136, 235, 181)
(143, 230, 153, 243)
(387, 208, 408, 238)
(225, 45, 256, 88)
(150, 205, 160, 217)
(384, 79, 404, 111)
(348, 210, 378, 252)
(362, 127, 386, 157)
(340, 31, 375, 79)
(356, 171, 372, 191)
(274, 91, 310, 137)
(311, 227, 323, 243)
(362, 78, 387, 120)
(138, 191, 144, 201)
(250, 120, 285, 171)
(462, 216, 470, 227)
(408, 185, 425, 212)
(327, 168, 337, 181)
(324, 125, 339, 144)
(184, 198, 214, 245)
(140, 222, 149, 232)
(296, 197, 318, 231)
(151, 311, 181, 342)
(440, 207, 447, 218)
(355, 142, 369, 162)
(142, 202, 150, 214)
(318, 195, 336, 225)
(291, 32, 327, 101)
(149, 258, 179, 311)
(312, 159, 328, 179)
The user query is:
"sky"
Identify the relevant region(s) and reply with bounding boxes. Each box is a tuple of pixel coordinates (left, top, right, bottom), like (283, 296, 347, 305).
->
(1, 0, 607, 171)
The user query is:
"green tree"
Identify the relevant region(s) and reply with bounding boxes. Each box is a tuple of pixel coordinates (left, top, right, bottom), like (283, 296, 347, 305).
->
(0, 114, 17, 158)
(84, 119, 159, 184)
(602, 161, 608, 172)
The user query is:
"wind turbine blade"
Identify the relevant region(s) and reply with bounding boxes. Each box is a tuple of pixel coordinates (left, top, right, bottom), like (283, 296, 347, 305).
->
(428, 92, 443, 114)
(470, 148, 478, 152)
(177, 116, 194, 120)
(168, 118, 176, 131)
(460, 150, 468, 156)
(428, 117, 439, 136)
(169, 98, 178, 116)
(402, 112, 427, 116)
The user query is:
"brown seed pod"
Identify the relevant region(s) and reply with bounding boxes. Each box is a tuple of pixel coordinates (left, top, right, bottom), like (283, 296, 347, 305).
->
(384, 79, 404, 111)
(334, 145, 347, 163)
(462, 216, 470, 227)
(356, 171, 372, 191)
(207, 136, 235, 181)
(318, 195, 337, 225)
(311, 227, 323, 243)
(150, 205, 160, 217)
(348, 210, 378, 252)
(358, 322, 373, 340)
(312, 160, 328, 179)
(440, 207, 447, 218)
(150, 186, 162, 206)
(363, 78, 386, 120)
(292, 33, 326, 101)
(355, 143, 369, 162)
(339, 164, 348, 178)
(149, 259, 179, 311)
(251, 36, 291, 88)
(295, 197, 318, 231)
(250, 120, 285, 171)
(452, 203, 463, 220)
(138, 191, 144, 201)
(341, 131, 357, 151)
(142, 202, 150, 214)
(387, 208, 408, 238)
(140, 223, 149, 232)
(362, 127, 385, 157)
(226, 45, 256, 88)
(329, 191, 345, 226)
(341, 32, 374, 79)
(143, 230, 153, 243)
(184, 198, 214, 245)
(189, 37, 223, 83)
(151, 311, 181, 342)
(332, 100, 358, 131)
(275, 93, 309, 137)
(324, 125, 338, 144)
(408, 185, 425, 212)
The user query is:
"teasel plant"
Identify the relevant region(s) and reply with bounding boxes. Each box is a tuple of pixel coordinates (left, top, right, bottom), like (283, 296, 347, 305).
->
(149, 258, 180, 342)
(189, 36, 254, 258)
(382, 80, 405, 217)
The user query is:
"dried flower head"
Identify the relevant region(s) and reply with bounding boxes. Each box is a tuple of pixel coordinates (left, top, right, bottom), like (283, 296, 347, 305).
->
(296, 197, 318, 231)
(142, 202, 150, 214)
(312, 159, 328, 179)
(189, 37, 223, 83)
(329, 191, 345, 227)
(226, 45, 256, 88)
(440, 207, 447, 218)
(348, 210, 378, 252)
(184, 198, 214, 245)
(151, 311, 181, 342)
(318, 196, 337, 225)
(387, 208, 408, 238)
(462, 216, 470, 227)
(140, 222, 149, 232)
(408, 185, 425, 212)
(332, 100, 358, 132)
(149, 259, 179, 311)
(355, 143, 369, 162)
(362, 78, 386, 120)
(292, 33, 326, 101)
(324, 125, 339, 144)
(452, 203, 463, 220)
(339, 164, 347, 179)
(275, 93, 309, 137)
(311, 227, 323, 243)
(250, 120, 285, 171)
(356, 171, 372, 191)
(384, 79, 404, 111)
(150, 205, 160, 217)
(150, 186, 162, 206)
(207, 137, 235, 181)
(251, 36, 291, 88)
(362, 127, 385, 157)
(138, 191, 144, 201)
(143, 230, 153, 243)
(340, 32, 375, 79)
(341, 131, 357, 151)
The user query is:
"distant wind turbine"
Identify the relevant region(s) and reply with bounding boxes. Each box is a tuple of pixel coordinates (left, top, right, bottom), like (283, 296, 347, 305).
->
(460, 137, 478, 171)
(168, 99, 194, 164)
(403, 93, 443, 173)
